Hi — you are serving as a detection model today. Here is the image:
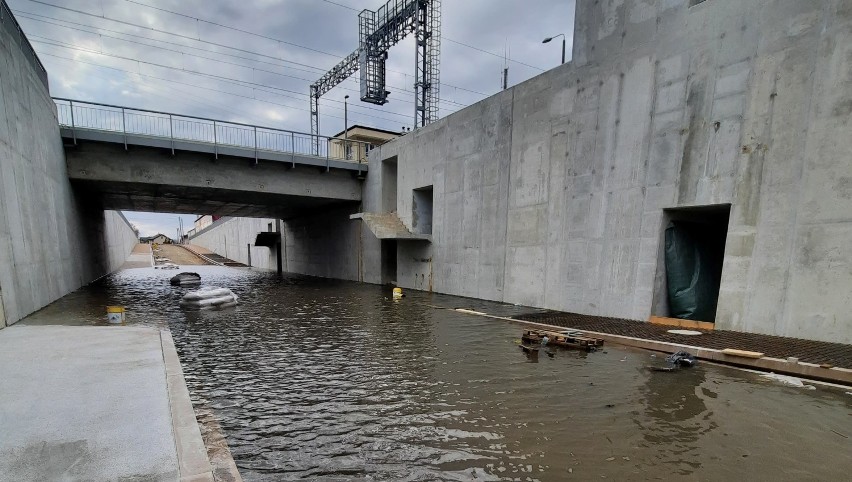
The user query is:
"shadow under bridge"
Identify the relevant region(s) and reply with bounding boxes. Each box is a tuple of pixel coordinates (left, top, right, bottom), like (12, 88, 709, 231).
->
(56, 98, 369, 218)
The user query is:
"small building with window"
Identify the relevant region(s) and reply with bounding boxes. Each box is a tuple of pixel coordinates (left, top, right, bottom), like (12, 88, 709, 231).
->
(140, 233, 172, 245)
(329, 125, 401, 163)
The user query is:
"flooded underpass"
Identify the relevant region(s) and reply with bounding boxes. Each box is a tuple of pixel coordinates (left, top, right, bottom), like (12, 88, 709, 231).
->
(21, 266, 852, 481)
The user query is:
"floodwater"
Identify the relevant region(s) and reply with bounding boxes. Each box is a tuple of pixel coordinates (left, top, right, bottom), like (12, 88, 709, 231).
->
(22, 266, 852, 481)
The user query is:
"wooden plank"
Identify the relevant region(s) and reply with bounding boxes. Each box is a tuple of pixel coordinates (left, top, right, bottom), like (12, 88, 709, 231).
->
(721, 348, 765, 359)
(649, 315, 715, 331)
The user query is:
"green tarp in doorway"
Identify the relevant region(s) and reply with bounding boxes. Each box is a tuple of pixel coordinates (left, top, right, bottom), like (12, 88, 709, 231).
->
(664, 221, 725, 322)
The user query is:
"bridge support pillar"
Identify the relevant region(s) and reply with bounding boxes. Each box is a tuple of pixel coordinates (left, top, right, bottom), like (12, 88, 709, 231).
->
(275, 219, 283, 276)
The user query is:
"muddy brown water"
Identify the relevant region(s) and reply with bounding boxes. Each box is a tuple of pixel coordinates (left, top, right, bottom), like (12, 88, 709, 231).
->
(21, 266, 852, 481)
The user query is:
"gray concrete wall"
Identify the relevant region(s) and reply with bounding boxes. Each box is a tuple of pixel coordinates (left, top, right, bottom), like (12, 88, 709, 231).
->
(188, 204, 362, 281)
(104, 211, 140, 272)
(283, 205, 362, 281)
(189, 217, 279, 270)
(364, 0, 852, 344)
(0, 14, 136, 327)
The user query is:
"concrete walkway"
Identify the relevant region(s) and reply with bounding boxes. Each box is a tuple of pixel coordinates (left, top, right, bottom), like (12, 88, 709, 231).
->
(121, 243, 154, 269)
(0, 325, 213, 481)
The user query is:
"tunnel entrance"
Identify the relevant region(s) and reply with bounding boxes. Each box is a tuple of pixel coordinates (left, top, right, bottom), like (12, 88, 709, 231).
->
(381, 240, 397, 285)
(653, 205, 730, 323)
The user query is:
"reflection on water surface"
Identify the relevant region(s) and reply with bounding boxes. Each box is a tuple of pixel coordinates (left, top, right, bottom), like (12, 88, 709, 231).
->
(23, 266, 852, 480)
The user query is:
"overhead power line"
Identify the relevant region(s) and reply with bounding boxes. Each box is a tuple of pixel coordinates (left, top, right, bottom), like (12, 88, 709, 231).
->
(318, 0, 360, 12)
(14, 9, 330, 76)
(38, 50, 441, 127)
(33, 45, 425, 126)
(24, 28, 468, 109)
(14, 10, 480, 107)
(23, 0, 489, 97)
(28, 0, 340, 58)
(29, 36, 458, 118)
(118, 0, 492, 96)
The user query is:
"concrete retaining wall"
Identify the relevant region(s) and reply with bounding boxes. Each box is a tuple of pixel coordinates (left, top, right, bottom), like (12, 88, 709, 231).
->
(104, 211, 140, 272)
(190, 217, 279, 270)
(364, 0, 852, 344)
(0, 10, 136, 327)
(188, 204, 362, 281)
(283, 205, 361, 281)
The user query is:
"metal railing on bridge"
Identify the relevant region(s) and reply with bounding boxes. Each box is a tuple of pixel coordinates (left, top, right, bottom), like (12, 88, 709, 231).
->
(54, 98, 373, 168)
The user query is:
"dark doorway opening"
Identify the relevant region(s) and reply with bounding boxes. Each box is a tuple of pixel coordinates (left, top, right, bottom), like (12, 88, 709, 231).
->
(653, 204, 730, 323)
(381, 240, 397, 285)
(382, 157, 398, 213)
(412, 185, 433, 235)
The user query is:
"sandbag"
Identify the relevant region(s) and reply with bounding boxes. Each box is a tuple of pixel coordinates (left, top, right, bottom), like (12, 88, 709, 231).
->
(170, 272, 201, 286)
(179, 294, 237, 308)
(181, 299, 239, 311)
(182, 287, 234, 301)
(180, 286, 238, 310)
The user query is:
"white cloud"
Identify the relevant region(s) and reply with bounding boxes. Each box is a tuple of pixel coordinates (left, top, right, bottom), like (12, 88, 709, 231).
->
(9, 0, 576, 135)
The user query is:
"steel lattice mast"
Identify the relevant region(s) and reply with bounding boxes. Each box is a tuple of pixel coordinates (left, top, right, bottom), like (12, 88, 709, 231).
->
(310, 0, 441, 154)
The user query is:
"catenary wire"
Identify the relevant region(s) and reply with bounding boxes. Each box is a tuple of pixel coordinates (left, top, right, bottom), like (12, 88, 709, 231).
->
(24, 0, 490, 97)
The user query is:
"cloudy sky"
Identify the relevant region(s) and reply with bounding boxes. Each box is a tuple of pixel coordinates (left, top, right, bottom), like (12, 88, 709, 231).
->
(10, 0, 575, 236)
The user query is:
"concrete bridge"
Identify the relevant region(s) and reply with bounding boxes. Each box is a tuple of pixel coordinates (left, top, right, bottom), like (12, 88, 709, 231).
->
(56, 99, 368, 218)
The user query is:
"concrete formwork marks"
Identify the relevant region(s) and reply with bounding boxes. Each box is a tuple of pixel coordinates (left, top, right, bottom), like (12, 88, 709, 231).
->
(0, 16, 136, 326)
(361, 0, 852, 344)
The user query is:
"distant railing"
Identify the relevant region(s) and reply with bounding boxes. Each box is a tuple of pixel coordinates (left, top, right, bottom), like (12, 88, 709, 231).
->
(53, 98, 372, 166)
(0, 0, 49, 89)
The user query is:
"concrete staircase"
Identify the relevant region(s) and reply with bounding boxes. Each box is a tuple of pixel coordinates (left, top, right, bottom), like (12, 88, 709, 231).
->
(350, 212, 431, 241)
(179, 245, 247, 267)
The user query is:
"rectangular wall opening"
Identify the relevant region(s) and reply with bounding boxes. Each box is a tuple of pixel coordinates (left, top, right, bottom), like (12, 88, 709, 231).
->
(381, 157, 398, 213)
(380, 240, 397, 285)
(412, 185, 433, 235)
(652, 204, 730, 323)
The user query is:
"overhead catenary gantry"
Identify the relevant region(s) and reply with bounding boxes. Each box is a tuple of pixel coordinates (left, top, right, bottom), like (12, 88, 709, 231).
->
(310, 0, 441, 154)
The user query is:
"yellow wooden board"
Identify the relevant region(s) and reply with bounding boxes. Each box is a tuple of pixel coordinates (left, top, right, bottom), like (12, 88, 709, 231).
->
(721, 348, 764, 359)
(649, 316, 715, 331)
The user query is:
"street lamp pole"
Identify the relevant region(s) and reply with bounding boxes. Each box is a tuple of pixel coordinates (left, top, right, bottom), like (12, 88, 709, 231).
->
(542, 33, 566, 65)
(344, 95, 349, 160)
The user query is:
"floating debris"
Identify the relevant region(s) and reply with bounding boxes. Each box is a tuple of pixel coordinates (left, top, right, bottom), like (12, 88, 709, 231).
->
(521, 330, 604, 352)
(647, 351, 696, 372)
(667, 329, 702, 336)
(519, 344, 539, 355)
(761, 373, 816, 390)
(666, 351, 696, 367)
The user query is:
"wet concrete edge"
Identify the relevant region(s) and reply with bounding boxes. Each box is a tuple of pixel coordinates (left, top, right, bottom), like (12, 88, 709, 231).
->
(160, 330, 219, 481)
(453, 309, 852, 387)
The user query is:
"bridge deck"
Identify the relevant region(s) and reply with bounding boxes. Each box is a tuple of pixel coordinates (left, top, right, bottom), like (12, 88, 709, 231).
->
(55, 98, 370, 173)
(60, 127, 368, 173)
